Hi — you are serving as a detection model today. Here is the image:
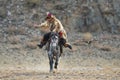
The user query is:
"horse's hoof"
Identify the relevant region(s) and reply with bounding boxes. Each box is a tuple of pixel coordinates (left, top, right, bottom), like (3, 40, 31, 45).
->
(53, 69, 57, 73)
(49, 70, 53, 73)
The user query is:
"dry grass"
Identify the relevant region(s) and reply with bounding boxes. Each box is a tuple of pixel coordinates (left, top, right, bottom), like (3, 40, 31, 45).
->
(6, 26, 16, 35)
(8, 36, 21, 44)
(100, 34, 112, 40)
(25, 41, 37, 49)
(90, 23, 102, 32)
(30, 35, 42, 42)
(101, 66, 115, 75)
(17, 27, 26, 35)
(112, 48, 120, 53)
(82, 32, 93, 42)
(73, 39, 88, 46)
(100, 45, 112, 51)
(94, 43, 112, 51)
(25, 0, 41, 7)
(82, 49, 93, 55)
(9, 44, 22, 50)
(6, 26, 26, 35)
(83, 32, 93, 40)
(112, 35, 120, 39)
(73, 32, 93, 45)
(26, 21, 34, 29)
(26, 0, 40, 4)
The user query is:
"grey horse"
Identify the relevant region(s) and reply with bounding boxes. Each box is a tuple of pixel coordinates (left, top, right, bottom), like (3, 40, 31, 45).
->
(47, 32, 60, 72)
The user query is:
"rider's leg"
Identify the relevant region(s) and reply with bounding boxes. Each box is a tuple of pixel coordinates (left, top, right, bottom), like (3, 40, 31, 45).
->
(38, 32, 51, 48)
(64, 43, 72, 49)
(59, 38, 72, 57)
(59, 44, 63, 57)
(60, 38, 72, 49)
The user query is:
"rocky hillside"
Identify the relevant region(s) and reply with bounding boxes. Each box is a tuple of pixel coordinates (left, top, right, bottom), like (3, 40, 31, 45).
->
(0, 0, 120, 33)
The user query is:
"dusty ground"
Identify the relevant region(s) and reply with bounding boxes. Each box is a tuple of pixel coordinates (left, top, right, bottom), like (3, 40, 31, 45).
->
(0, 33, 120, 80)
(0, 67, 120, 80)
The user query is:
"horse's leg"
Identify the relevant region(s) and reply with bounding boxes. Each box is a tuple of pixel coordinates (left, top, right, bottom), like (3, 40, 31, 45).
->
(48, 52, 54, 72)
(54, 52, 59, 69)
(49, 56, 54, 72)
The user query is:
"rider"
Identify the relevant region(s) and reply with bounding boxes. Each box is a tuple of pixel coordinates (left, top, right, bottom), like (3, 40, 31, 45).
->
(35, 12, 72, 50)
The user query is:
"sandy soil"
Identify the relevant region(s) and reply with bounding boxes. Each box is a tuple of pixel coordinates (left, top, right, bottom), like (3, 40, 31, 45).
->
(0, 66, 120, 80)
(0, 33, 120, 80)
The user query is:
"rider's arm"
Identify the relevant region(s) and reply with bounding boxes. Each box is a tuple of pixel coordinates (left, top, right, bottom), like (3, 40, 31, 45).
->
(34, 21, 49, 29)
(40, 21, 49, 28)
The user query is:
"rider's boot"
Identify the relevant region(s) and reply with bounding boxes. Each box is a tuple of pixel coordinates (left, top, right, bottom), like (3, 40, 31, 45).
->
(60, 38, 72, 50)
(37, 44, 43, 48)
(38, 32, 50, 49)
(37, 41, 46, 48)
(64, 43, 72, 49)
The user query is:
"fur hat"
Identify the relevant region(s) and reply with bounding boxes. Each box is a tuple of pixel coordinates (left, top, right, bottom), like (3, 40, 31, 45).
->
(46, 12, 52, 17)
(45, 12, 54, 20)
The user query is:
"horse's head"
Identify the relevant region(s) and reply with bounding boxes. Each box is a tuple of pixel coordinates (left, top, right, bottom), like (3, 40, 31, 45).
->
(49, 32, 59, 50)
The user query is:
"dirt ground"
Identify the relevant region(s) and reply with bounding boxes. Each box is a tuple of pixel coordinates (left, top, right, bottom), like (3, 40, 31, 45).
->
(0, 66, 120, 80)
(0, 33, 120, 80)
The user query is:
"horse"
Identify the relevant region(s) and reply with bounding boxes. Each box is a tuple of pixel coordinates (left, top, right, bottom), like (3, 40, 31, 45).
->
(47, 32, 61, 72)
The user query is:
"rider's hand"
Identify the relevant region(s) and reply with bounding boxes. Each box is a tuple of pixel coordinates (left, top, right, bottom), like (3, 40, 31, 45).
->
(34, 24, 39, 28)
